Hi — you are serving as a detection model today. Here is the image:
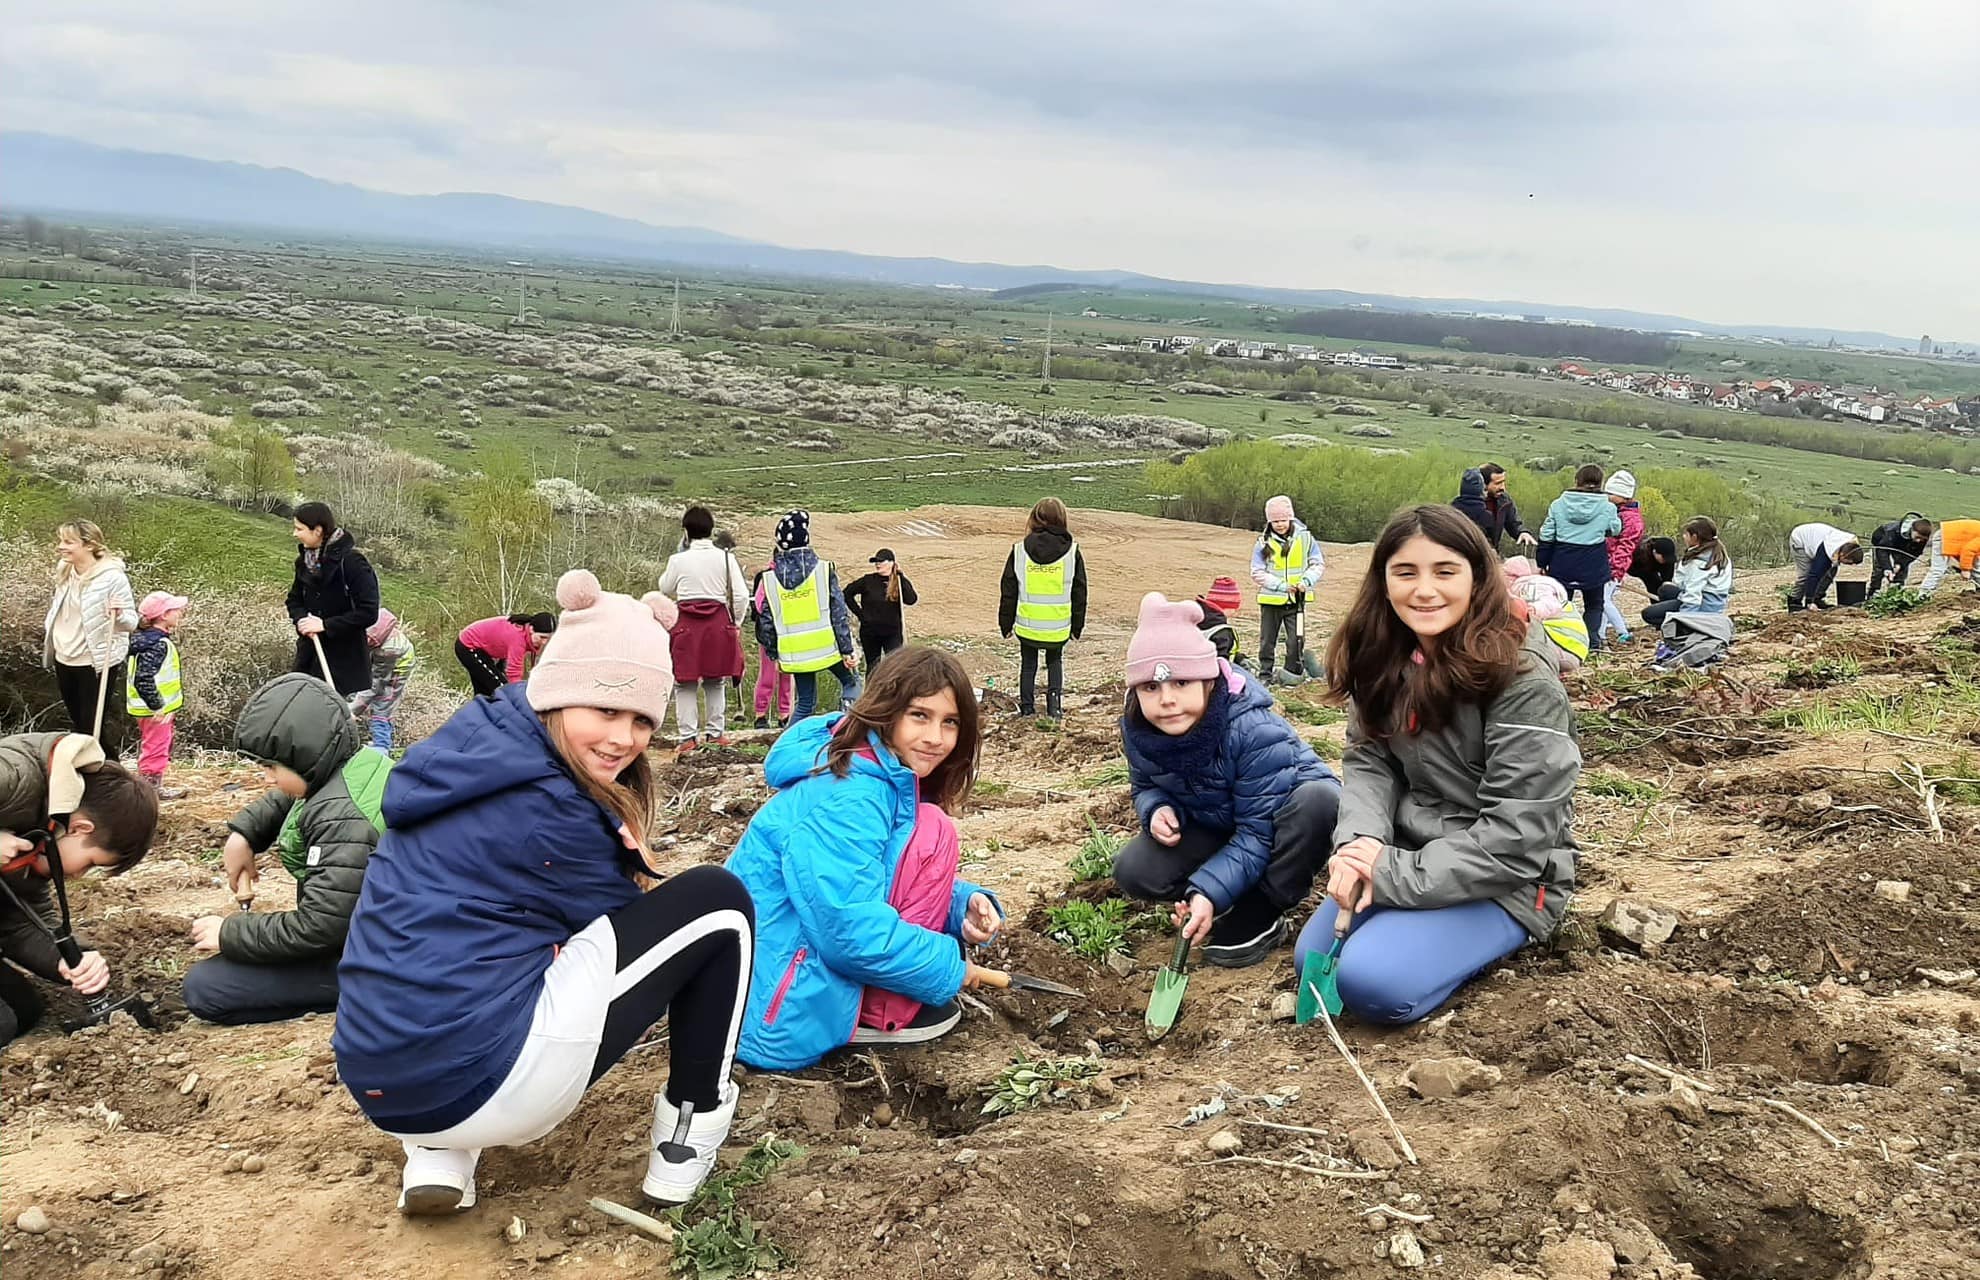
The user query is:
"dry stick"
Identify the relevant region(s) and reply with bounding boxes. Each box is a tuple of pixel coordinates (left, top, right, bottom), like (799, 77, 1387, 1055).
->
(865, 1049, 893, 1099)
(1760, 1098, 1845, 1149)
(1194, 1155, 1385, 1180)
(1239, 1118, 1333, 1138)
(1360, 1204, 1434, 1224)
(1308, 983, 1418, 1165)
(90, 660, 111, 742)
(588, 1196, 675, 1242)
(1622, 1054, 1717, 1093)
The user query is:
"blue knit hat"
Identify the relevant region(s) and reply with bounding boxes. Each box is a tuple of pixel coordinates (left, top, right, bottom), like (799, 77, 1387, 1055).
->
(776, 510, 811, 551)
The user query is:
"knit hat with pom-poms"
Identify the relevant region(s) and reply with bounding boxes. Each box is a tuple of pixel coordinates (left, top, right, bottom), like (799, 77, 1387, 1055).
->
(775, 509, 811, 551)
(526, 569, 680, 725)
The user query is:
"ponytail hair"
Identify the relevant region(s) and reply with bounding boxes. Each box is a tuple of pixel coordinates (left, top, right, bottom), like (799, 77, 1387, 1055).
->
(1681, 516, 1729, 571)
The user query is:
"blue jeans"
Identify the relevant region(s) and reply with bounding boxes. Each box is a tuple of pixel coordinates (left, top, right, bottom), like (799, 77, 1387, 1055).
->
(1293, 898, 1527, 1025)
(791, 660, 861, 721)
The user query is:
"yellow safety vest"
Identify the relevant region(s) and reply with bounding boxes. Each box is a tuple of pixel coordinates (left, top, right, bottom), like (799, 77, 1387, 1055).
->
(765, 563, 841, 673)
(1013, 540, 1076, 644)
(1256, 532, 1310, 606)
(126, 638, 184, 717)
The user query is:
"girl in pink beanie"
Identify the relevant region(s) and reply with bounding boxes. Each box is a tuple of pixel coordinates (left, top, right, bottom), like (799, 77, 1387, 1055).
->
(1113, 593, 1341, 969)
(334, 570, 759, 1218)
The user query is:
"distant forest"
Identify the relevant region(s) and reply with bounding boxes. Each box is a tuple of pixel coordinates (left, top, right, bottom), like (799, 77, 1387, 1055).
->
(1284, 308, 1677, 364)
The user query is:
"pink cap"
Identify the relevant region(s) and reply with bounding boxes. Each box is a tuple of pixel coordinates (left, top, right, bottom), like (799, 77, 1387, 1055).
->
(138, 591, 188, 623)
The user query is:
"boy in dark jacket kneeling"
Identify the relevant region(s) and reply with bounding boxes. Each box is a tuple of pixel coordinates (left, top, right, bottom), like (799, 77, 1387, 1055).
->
(181, 674, 391, 1025)
(1112, 594, 1341, 967)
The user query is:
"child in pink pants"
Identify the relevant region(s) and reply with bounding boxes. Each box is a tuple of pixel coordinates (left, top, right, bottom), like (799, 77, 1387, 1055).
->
(749, 572, 793, 727)
(859, 803, 964, 1034)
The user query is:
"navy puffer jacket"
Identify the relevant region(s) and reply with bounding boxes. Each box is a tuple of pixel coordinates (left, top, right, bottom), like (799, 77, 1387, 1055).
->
(1121, 662, 1339, 909)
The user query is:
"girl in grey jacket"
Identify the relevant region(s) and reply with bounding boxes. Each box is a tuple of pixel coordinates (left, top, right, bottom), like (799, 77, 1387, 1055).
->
(1298, 505, 1580, 1025)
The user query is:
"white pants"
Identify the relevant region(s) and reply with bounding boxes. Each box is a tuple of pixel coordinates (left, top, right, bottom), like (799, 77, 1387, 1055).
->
(1600, 579, 1631, 639)
(387, 916, 618, 1151)
(674, 678, 728, 739)
(1918, 530, 1978, 593)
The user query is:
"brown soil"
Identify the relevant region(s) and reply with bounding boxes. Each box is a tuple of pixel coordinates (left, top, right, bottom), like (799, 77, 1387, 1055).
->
(6, 508, 1980, 1280)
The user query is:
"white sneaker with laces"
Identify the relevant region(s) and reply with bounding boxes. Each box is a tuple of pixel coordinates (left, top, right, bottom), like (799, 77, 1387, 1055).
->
(641, 1086, 738, 1207)
(398, 1143, 480, 1215)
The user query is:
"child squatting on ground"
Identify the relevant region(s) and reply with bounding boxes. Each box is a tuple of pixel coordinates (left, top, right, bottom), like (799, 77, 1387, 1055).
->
(727, 646, 1002, 1068)
(1111, 593, 1342, 968)
(0, 732, 158, 1048)
(333, 570, 757, 1216)
(127, 591, 189, 797)
(180, 673, 392, 1026)
(1295, 504, 1580, 1025)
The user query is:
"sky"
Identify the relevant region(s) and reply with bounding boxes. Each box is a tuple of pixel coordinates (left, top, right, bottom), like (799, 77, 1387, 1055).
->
(4, 1, 1978, 338)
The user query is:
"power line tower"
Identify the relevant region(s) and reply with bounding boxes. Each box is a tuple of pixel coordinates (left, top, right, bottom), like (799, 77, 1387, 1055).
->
(516, 271, 528, 325)
(671, 279, 681, 338)
(1042, 311, 1054, 385)
(188, 250, 201, 300)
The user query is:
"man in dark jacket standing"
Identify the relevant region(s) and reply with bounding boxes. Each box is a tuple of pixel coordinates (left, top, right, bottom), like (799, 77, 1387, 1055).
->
(1453, 465, 1534, 554)
(286, 501, 381, 697)
(182, 674, 391, 1025)
(1869, 514, 1933, 596)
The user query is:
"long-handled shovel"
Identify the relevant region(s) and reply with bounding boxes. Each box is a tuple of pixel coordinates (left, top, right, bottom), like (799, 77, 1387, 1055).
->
(0, 827, 156, 1031)
(90, 658, 112, 744)
(309, 632, 335, 686)
(1145, 927, 1192, 1041)
(1295, 906, 1354, 1025)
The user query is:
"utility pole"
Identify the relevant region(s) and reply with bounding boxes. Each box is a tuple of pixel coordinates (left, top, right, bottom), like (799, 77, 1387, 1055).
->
(1042, 311, 1054, 384)
(188, 249, 200, 300)
(516, 271, 527, 325)
(670, 279, 681, 338)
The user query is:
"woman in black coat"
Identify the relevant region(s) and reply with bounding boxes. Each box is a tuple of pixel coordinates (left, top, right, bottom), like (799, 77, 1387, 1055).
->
(285, 501, 380, 697)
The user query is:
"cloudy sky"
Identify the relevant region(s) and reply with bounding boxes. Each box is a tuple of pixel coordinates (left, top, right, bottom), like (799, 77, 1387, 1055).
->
(6, 1, 1977, 337)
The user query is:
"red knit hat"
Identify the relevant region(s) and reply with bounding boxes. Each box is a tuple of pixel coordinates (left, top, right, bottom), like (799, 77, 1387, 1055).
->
(1126, 592, 1219, 686)
(1204, 576, 1243, 615)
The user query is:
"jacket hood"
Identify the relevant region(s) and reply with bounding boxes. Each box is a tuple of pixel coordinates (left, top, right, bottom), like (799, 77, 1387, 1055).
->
(60, 555, 127, 584)
(129, 627, 170, 655)
(1023, 526, 1074, 562)
(235, 673, 360, 792)
(773, 545, 822, 590)
(384, 683, 574, 827)
(1556, 490, 1611, 515)
(1458, 469, 1486, 502)
(762, 713, 908, 794)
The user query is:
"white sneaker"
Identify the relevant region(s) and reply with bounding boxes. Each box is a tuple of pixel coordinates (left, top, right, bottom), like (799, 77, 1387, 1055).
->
(398, 1143, 480, 1215)
(641, 1086, 738, 1207)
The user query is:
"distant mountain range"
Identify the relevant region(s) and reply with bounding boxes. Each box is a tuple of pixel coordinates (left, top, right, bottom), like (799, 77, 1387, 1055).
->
(0, 131, 1948, 350)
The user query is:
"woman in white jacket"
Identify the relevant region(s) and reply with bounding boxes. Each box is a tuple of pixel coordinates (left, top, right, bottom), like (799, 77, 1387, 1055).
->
(41, 521, 139, 756)
(656, 506, 748, 752)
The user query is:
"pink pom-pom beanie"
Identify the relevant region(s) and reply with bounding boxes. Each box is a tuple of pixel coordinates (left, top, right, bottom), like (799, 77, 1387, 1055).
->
(526, 569, 680, 724)
(1125, 592, 1219, 686)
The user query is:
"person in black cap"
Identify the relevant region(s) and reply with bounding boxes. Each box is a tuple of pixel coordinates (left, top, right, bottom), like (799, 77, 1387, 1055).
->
(842, 549, 919, 677)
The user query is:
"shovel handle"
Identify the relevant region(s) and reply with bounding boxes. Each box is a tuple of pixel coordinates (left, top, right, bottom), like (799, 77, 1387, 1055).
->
(1168, 928, 1192, 973)
(309, 633, 335, 686)
(973, 967, 1011, 989)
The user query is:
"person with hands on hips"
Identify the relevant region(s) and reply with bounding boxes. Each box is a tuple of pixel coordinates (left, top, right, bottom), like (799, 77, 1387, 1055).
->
(727, 646, 1001, 1069)
(1293, 504, 1580, 1025)
(1111, 593, 1340, 968)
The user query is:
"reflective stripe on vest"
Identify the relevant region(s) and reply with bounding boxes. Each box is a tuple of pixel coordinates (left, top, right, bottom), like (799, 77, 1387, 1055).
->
(1013, 540, 1075, 643)
(126, 640, 184, 717)
(766, 563, 840, 673)
(1256, 533, 1308, 606)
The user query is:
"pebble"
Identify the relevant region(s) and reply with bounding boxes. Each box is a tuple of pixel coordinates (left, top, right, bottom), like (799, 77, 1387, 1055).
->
(1205, 1129, 1243, 1156)
(1349, 1126, 1404, 1170)
(178, 1072, 200, 1096)
(871, 1102, 894, 1128)
(1269, 991, 1298, 1022)
(1597, 898, 1680, 949)
(1403, 1057, 1502, 1099)
(1103, 953, 1135, 978)
(1662, 1083, 1706, 1126)
(166, 1051, 189, 1068)
(953, 1149, 978, 1166)
(802, 1189, 826, 1210)
(1874, 880, 1912, 903)
(1071, 1213, 1091, 1229)
(15, 1208, 50, 1235)
(222, 1153, 246, 1173)
(1538, 1236, 1617, 1279)
(241, 1155, 265, 1174)
(505, 1215, 527, 1243)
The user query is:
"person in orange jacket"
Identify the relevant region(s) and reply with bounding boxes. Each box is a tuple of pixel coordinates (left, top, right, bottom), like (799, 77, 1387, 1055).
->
(1919, 519, 1980, 593)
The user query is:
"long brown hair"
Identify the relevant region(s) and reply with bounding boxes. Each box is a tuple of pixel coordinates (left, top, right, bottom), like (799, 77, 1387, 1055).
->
(542, 709, 658, 858)
(1027, 497, 1070, 534)
(1325, 505, 1525, 739)
(1681, 516, 1729, 570)
(824, 646, 980, 811)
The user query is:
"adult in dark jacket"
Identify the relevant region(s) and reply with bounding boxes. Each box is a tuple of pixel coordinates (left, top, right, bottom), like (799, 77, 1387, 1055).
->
(1297, 505, 1578, 1026)
(1112, 594, 1340, 968)
(181, 674, 391, 1025)
(1869, 514, 1932, 596)
(1453, 465, 1533, 554)
(1630, 537, 1678, 597)
(285, 501, 380, 696)
(842, 548, 919, 674)
(998, 497, 1089, 719)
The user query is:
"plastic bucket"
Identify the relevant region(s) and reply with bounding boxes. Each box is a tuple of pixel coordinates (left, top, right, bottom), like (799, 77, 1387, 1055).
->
(1836, 580, 1867, 607)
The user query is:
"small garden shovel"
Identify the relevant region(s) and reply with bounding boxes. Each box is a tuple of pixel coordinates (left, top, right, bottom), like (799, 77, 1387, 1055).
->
(1145, 927, 1192, 1041)
(1295, 907, 1353, 1025)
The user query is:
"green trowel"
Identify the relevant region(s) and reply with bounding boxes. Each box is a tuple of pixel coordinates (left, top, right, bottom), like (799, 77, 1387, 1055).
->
(1145, 927, 1192, 1040)
(1295, 908, 1353, 1024)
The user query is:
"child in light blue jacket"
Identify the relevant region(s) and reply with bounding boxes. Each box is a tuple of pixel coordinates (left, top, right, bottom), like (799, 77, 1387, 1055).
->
(1537, 464, 1622, 654)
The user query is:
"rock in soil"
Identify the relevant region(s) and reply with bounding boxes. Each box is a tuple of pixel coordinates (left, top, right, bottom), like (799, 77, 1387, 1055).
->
(1205, 1129, 1243, 1156)
(1538, 1235, 1617, 1280)
(242, 1154, 266, 1174)
(1349, 1125, 1404, 1170)
(1662, 1082, 1706, 1126)
(15, 1206, 51, 1235)
(1602, 1218, 1667, 1265)
(1270, 990, 1297, 1021)
(1597, 897, 1680, 948)
(1873, 879, 1912, 903)
(1403, 1056, 1503, 1098)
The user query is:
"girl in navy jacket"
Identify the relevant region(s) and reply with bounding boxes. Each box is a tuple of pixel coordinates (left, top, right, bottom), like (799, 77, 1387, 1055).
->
(335, 571, 756, 1218)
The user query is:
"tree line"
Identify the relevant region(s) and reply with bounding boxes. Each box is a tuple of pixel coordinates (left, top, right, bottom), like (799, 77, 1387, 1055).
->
(1283, 309, 1677, 364)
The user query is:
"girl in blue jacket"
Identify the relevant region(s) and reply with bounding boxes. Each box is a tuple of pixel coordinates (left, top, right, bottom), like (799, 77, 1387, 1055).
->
(1537, 464, 1622, 654)
(727, 646, 1002, 1070)
(334, 571, 757, 1218)
(1111, 593, 1341, 968)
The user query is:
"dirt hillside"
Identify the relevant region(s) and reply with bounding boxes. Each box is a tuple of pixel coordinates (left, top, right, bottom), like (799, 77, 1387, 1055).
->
(3, 506, 1975, 1280)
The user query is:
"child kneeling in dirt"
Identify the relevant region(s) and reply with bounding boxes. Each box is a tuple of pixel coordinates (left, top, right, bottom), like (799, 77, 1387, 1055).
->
(0, 732, 158, 1048)
(1111, 594, 1341, 968)
(334, 571, 756, 1216)
(727, 646, 1003, 1069)
(180, 673, 393, 1026)
(1296, 505, 1578, 1024)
